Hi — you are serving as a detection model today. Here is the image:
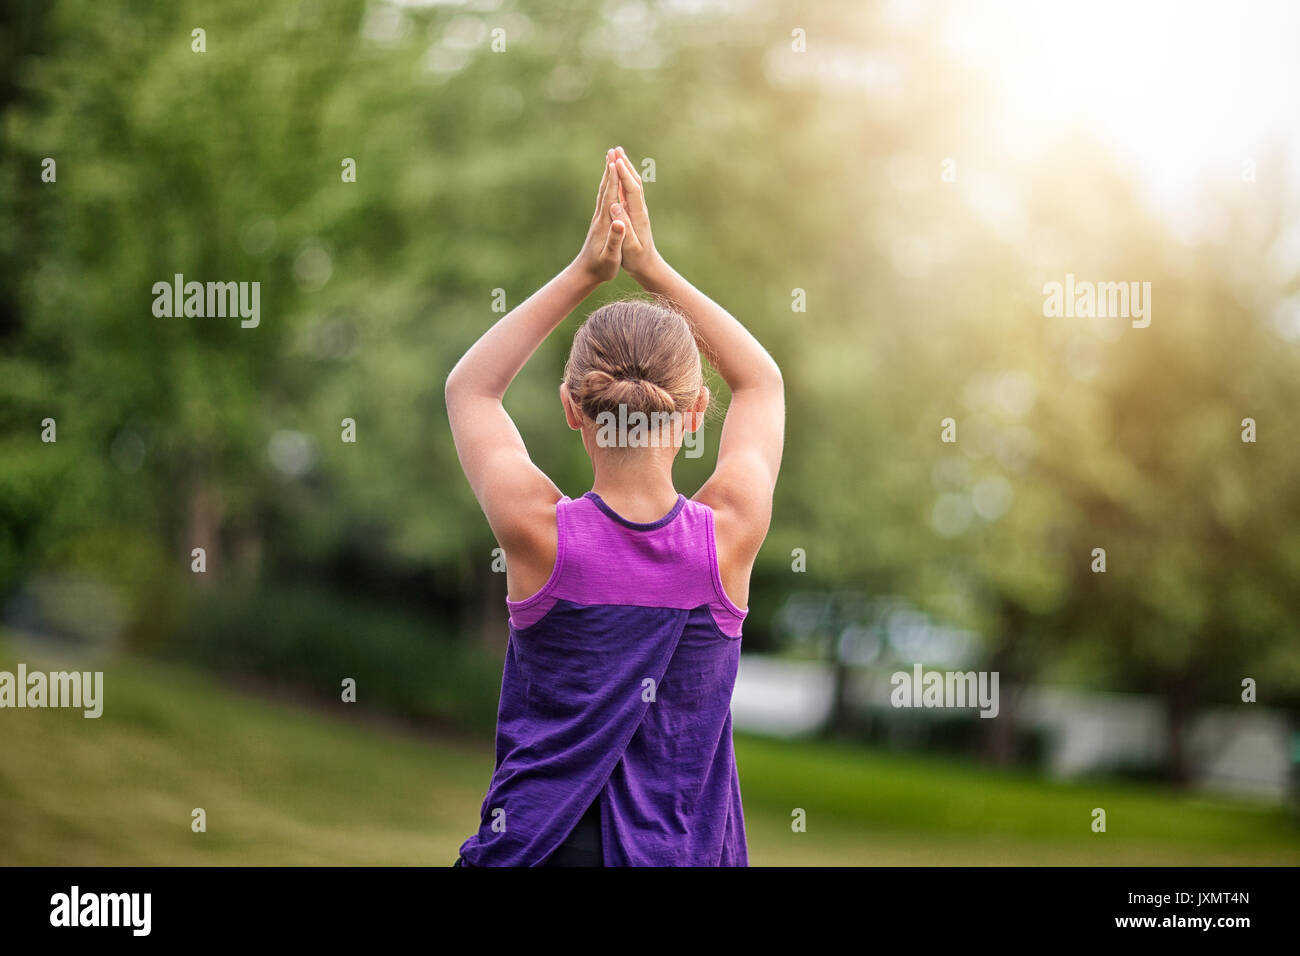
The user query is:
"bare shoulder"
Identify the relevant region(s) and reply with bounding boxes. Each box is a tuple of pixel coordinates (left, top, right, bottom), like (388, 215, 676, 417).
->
(477, 461, 562, 603)
(692, 477, 773, 612)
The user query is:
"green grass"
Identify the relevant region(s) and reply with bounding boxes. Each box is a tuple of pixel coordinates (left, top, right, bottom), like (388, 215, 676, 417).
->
(739, 736, 1299, 864)
(2, 637, 1297, 865)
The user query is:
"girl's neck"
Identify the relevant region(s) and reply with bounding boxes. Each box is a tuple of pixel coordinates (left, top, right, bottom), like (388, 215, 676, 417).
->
(588, 450, 680, 523)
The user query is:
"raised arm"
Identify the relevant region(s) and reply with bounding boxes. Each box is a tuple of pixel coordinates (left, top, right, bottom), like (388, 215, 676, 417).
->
(445, 152, 627, 592)
(608, 149, 784, 598)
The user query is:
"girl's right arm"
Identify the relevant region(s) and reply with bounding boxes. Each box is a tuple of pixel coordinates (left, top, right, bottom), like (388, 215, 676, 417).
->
(609, 151, 785, 609)
(445, 153, 627, 600)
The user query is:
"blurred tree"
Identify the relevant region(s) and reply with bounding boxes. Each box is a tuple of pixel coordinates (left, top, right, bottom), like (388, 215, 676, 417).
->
(0, 0, 1296, 778)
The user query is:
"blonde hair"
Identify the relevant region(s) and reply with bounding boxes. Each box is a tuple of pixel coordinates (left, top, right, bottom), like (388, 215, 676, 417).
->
(563, 297, 704, 421)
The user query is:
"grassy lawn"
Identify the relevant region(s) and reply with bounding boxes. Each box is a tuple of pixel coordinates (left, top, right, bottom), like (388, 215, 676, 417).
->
(2, 638, 1297, 865)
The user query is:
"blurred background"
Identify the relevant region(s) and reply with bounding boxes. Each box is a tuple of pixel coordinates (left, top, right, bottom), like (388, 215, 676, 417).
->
(2, 0, 1299, 864)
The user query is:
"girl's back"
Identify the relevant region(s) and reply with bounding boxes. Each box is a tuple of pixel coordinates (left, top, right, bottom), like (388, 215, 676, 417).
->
(458, 492, 747, 866)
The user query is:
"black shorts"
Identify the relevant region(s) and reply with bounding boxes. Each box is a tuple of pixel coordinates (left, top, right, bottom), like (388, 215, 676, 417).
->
(454, 797, 603, 867)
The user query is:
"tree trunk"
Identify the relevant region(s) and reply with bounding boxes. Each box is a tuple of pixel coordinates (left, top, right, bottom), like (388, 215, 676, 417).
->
(984, 679, 1021, 765)
(461, 557, 508, 651)
(185, 473, 224, 590)
(823, 654, 853, 739)
(1163, 683, 1196, 787)
(981, 605, 1026, 767)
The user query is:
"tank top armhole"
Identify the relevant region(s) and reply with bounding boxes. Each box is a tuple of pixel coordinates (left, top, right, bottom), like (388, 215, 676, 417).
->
(506, 495, 568, 618)
(703, 503, 748, 625)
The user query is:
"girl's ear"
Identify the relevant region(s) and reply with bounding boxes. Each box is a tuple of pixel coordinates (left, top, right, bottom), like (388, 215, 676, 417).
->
(559, 383, 584, 430)
(686, 385, 710, 432)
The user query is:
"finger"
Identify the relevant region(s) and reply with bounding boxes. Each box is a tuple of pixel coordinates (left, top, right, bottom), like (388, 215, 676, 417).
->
(615, 155, 643, 195)
(615, 146, 643, 184)
(610, 201, 642, 249)
(593, 152, 616, 218)
(600, 218, 626, 260)
(613, 158, 651, 233)
(592, 161, 613, 220)
(616, 152, 642, 210)
(609, 150, 628, 207)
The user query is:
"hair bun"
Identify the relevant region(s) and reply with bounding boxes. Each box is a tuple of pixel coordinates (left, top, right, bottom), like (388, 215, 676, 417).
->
(579, 369, 678, 416)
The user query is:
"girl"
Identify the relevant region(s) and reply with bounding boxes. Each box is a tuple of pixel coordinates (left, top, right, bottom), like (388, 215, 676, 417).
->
(445, 147, 784, 866)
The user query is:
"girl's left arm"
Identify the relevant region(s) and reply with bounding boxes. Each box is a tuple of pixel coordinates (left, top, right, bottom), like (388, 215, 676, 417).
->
(445, 151, 626, 554)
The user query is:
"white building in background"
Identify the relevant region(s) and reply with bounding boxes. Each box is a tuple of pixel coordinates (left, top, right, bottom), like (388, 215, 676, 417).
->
(731, 655, 836, 736)
(1020, 687, 1292, 799)
(732, 654, 1293, 799)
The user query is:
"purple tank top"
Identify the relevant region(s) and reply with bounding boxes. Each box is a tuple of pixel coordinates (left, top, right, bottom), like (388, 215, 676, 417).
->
(456, 491, 749, 866)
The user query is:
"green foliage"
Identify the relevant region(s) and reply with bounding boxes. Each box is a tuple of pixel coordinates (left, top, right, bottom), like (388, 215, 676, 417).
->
(172, 583, 502, 733)
(1, 0, 1297, 744)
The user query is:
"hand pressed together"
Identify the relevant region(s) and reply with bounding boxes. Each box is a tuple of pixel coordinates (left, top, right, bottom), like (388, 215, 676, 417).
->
(572, 146, 665, 284)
